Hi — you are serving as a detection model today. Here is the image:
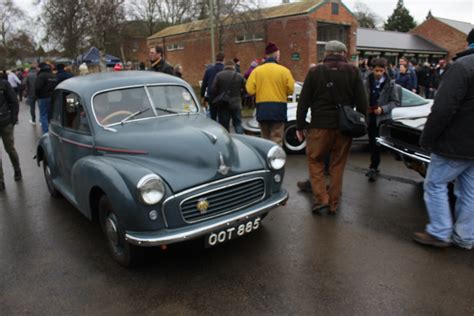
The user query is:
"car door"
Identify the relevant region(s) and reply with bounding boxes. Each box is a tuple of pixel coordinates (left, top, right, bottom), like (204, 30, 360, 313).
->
(56, 90, 94, 193)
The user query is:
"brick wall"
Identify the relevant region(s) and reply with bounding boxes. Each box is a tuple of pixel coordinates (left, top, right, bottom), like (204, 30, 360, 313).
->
(412, 18, 467, 61)
(148, 0, 357, 87)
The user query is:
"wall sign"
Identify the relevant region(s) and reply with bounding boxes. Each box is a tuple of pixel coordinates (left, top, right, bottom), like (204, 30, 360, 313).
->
(291, 52, 300, 61)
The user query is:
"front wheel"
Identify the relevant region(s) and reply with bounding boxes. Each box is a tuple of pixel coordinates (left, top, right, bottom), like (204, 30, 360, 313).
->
(283, 122, 306, 154)
(98, 195, 143, 267)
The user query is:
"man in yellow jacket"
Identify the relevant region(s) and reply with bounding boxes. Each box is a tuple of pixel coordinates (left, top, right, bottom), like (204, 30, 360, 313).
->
(246, 42, 295, 146)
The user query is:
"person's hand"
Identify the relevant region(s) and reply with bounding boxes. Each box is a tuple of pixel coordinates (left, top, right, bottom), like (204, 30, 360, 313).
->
(296, 130, 305, 142)
(374, 107, 383, 115)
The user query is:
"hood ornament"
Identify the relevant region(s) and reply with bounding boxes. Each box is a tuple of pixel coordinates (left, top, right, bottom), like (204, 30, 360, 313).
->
(217, 152, 230, 175)
(201, 130, 218, 144)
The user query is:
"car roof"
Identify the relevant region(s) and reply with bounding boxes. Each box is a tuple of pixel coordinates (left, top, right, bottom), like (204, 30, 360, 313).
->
(56, 71, 187, 98)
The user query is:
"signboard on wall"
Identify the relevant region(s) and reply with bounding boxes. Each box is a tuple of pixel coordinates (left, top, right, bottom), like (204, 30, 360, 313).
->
(291, 52, 300, 61)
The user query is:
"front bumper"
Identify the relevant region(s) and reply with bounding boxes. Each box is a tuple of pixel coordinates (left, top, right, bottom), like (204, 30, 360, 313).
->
(125, 189, 289, 247)
(376, 137, 431, 163)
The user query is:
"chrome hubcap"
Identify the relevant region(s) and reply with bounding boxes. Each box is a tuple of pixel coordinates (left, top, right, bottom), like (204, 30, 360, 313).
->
(105, 216, 119, 246)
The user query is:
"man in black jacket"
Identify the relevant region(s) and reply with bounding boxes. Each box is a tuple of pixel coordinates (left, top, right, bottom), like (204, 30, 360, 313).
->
(35, 62, 58, 134)
(149, 46, 174, 75)
(296, 41, 367, 214)
(414, 29, 474, 250)
(0, 79, 21, 190)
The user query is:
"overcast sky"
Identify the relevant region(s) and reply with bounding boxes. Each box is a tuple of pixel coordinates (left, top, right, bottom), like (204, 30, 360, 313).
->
(262, 0, 473, 24)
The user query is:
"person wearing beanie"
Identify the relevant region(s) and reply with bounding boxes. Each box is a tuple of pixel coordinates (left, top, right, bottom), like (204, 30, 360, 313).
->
(295, 40, 368, 215)
(414, 28, 474, 250)
(246, 42, 295, 146)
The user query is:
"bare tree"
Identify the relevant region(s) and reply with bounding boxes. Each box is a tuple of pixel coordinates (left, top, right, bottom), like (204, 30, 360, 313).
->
(41, 0, 91, 58)
(353, 1, 382, 29)
(129, 0, 161, 36)
(0, 0, 25, 67)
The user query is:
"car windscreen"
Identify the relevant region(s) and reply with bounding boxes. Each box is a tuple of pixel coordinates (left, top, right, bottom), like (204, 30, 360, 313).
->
(93, 85, 198, 126)
(401, 88, 430, 107)
(147, 85, 198, 114)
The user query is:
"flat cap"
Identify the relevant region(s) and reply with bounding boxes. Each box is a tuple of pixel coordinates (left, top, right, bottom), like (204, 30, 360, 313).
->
(325, 40, 347, 53)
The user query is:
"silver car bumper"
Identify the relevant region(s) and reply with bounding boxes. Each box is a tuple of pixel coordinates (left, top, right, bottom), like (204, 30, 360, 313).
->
(377, 137, 431, 163)
(125, 190, 289, 247)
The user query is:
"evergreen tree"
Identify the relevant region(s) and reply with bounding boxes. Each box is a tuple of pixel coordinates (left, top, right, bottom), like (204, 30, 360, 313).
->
(384, 0, 417, 32)
(426, 9, 432, 20)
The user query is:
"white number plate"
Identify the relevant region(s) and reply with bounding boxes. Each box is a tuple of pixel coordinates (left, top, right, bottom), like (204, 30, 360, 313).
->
(205, 217, 261, 248)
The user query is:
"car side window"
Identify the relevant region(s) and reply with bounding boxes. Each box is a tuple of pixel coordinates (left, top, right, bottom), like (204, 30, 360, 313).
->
(63, 92, 90, 133)
(51, 91, 62, 124)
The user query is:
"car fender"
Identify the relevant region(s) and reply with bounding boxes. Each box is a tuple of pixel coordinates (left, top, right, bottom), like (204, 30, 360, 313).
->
(71, 156, 164, 230)
(36, 134, 56, 168)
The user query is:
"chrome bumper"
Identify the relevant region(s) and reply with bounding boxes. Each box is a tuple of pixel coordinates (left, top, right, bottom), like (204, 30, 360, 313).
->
(376, 137, 431, 163)
(125, 190, 289, 247)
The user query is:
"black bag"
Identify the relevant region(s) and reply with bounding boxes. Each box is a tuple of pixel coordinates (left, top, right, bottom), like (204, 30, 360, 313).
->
(337, 104, 367, 138)
(324, 67, 367, 138)
(211, 71, 236, 107)
(0, 105, 12, 127)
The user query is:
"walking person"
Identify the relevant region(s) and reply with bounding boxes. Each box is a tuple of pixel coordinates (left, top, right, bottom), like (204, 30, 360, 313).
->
(414, 29, 474, 250)
(35, 62, 58, 134)
(201, 52, 225, 121)
(149, 46, 174, 75)
(365, 58, 400, 181)
(24, 65, 38, 125)
(210, 60, 245, 133)
(0, 78, 21, 191)
(7, 70, 21, 100)
(56, 63, 73, 83)
(296, 41, 367, 214)
(246, 42, 295, 146)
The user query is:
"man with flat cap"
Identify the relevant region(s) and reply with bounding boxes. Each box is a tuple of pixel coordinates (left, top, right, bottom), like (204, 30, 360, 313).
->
(246, 42, 295, 146)
(296, 40, 368, 215)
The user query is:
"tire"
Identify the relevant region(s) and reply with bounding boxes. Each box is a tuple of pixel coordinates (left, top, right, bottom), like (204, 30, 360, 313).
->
(98, 195, 143, 267)
(43, 158, 61, 198)
(283, 121, 306, 154)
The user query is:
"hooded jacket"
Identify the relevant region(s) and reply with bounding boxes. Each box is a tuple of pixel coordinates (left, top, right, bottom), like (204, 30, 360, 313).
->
(365, 73, 400, 126)
(35, 63, 58, 99)
(420, 48, 474, 160)
(0, 80, 19, 125)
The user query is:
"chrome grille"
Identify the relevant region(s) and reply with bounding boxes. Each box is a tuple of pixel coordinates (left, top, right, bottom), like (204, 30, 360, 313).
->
(180, 178, 265, 223)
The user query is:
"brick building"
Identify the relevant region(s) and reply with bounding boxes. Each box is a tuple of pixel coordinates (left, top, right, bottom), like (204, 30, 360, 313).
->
(412, 17, 473, 61)
(147, 0, 358, 86)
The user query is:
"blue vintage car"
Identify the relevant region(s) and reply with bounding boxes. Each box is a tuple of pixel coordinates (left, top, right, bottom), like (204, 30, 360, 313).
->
(36, 71, 288, 266)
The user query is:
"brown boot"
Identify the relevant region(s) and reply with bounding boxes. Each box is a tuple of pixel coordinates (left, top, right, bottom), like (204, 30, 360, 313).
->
(297, 179, 312, 193)
(413, 231, 451, 248)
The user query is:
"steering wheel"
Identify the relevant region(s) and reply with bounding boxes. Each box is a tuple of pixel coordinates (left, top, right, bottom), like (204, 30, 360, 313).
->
(101, 110, 133, 125)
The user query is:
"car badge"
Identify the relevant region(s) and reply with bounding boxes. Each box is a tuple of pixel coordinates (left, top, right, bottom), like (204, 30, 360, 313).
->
(217, 152, 230, 175)
(196, 198, 210, 214)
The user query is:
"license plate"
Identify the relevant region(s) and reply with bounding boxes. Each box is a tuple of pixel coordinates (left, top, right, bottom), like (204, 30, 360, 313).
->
(205, 217, 261, 248)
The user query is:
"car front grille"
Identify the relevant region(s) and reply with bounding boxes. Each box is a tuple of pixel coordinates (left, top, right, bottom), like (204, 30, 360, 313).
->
(389, 124, 421, 147)
(180, 178, 265, 223)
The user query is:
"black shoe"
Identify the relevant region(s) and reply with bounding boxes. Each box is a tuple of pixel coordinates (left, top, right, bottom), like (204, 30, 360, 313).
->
(297, 180, 312, 193)
(312, 203, 329, 215)
(365, 168, 379, 182)
(0, 182, 4, 191)
(14, 170, 22, 181)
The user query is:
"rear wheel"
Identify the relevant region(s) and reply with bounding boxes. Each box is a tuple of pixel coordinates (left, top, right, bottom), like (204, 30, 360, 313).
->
(98, 195, 143, 267)
(283, 122, 306, 154)
(43, 158, 61, 198)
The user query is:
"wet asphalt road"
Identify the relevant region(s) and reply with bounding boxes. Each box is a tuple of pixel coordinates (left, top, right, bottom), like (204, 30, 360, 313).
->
(1, 102, 473, 315)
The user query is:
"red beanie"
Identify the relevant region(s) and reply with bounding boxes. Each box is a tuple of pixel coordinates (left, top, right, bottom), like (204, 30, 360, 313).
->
(265, 42, 279, 55)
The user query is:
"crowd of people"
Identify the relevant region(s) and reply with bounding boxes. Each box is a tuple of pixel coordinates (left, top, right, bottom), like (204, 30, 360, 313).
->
(1, 29, 473, 251)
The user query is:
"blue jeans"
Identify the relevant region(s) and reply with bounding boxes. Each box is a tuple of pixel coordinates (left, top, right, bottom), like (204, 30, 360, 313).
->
(424, 153, 474, 249)
(38, 98, 51, 134)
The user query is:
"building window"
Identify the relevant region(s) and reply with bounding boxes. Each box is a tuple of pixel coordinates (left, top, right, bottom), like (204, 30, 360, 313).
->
(166, 43, 184, 51)
(331, 3, 339, 15)
(235, 33, 264, 43)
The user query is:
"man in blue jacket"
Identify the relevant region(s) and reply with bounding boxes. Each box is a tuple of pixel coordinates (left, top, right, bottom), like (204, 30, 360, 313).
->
(201, 52, 225, 121)
(414, 29, 474, 250)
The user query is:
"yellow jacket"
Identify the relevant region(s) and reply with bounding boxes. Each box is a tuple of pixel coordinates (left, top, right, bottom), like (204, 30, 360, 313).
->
(246, 61, 295, 103)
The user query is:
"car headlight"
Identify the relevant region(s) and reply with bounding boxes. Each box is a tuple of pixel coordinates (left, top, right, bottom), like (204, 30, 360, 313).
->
(267, 145, 286, 170)
(137, 174, 165, 205)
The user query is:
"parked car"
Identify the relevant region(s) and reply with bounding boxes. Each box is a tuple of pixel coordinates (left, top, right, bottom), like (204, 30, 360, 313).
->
(35, 71, 289, 266)
(243, 84, 430, 154)
(377, 90, 433, 177)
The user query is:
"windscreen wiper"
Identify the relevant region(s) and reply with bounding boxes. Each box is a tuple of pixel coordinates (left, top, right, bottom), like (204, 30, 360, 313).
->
(120, 107, 151, 124)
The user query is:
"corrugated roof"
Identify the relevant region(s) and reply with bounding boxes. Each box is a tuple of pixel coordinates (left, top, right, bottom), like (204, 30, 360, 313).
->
(435, 17, 473, 35)
(357, 28, 446, 53)
(148, 0, 324, 39)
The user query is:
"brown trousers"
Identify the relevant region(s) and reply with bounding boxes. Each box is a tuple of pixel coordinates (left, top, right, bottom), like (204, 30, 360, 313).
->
(260, 121, 285, 147)
(306, 128, 352, 211)
(0, 124, 20, 183)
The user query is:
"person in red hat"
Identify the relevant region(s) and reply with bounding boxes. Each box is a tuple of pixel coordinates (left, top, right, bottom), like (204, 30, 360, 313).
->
(245, 42, 295, 146)
(113, 63, 123, 71)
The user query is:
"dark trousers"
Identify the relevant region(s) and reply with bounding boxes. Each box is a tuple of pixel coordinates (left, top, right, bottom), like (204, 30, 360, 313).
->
(26, 96, 36, 122)
(0, 124, 21, 183)
(368, 114, 380, 170)
(218, 107, 243, 134)
(209, 104, 218, 121)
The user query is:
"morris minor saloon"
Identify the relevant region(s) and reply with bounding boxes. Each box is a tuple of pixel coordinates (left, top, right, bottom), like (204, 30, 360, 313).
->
(36, 71, 288, 266)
